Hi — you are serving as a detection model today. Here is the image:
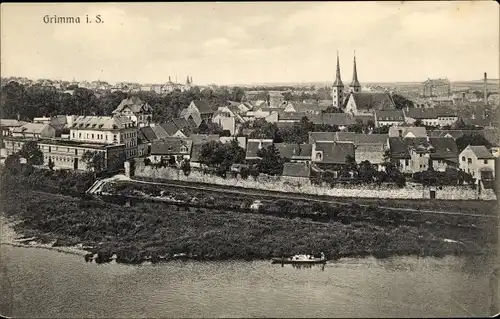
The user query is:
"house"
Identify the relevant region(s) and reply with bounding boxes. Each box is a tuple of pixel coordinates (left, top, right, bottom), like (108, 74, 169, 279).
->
(180, 100, 214, 127)
(278, 112, 310, 124)
(428, 130, 485, 140)
(189, 135, 220, 168)
(404, 108, 439, 127)
(308, 132, 336, 144)
(245, 139, 273, 161)
(311, 141, 355, 170)
(212, 105, 245, 135)
(150, 124, 170, 140)
(112, 96, 153, 127)
(387, 137, 429, 174)
(283, 102, 329, 114)
(149, 137, 193, 165)
(459, 145, 495, 183)
(374, 110, 405, 127)
(388, 126, 427, 139)
(137, 127, 157, 157)
(344, 92, 396, 115)
(0, 119, 27, 136)
(38, 139, 125, 172)
(282, 162, 311, 183)
(308, 113, 356, 130)
(428, 137, 459, 171)
(434, 108, 458, 127)
(69, 115, 137, 159)
(160, 122, 186, 138)
(274, 143, 313, 163)
(12, 123, 56, 139)
(2, 137, 34, 157)
(334, 132, 388, 170)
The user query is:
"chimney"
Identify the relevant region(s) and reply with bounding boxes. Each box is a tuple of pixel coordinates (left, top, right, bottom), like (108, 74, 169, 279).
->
(484, 72, 488, 106)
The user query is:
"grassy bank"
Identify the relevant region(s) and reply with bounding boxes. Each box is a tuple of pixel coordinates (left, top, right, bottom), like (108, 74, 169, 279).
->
(1, 167, 496, 264)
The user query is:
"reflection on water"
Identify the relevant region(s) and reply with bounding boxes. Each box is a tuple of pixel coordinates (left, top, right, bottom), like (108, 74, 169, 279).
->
(0, 245, 495, 318)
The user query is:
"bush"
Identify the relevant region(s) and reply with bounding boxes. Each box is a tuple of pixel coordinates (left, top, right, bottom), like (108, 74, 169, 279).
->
(144, 158, 151, 166)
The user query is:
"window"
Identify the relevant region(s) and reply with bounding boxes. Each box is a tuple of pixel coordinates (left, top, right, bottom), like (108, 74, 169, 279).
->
(467, 158, 472, 164)
(315, 152, 322, 161)
(75, 149, 78, 155)
(484, 160, 488, 164)
(92, 134, 94, 139)
(462, 156, 465, 161)
(48, 146, 51, 153)
(79, 133, 81, 138)
(405, 159, 409, 166)
(72, 133, 75, 138)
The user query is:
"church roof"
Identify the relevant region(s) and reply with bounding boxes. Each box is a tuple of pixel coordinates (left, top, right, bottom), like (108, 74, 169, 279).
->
(351, 93, 395, 110)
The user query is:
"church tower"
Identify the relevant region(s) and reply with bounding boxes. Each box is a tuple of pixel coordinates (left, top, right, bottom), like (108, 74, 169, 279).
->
(332, 51, 344, 108)
(349, 51, 361, 93)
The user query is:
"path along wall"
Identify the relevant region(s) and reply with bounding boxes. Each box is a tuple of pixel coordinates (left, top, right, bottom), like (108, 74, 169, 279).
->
(134, 163, 497, 201)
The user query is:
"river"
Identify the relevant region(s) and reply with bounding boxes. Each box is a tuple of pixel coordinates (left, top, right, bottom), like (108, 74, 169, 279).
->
(1, 245, 496, 318)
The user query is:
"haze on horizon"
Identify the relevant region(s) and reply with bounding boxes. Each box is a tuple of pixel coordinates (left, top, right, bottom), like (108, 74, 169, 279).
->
(1, 1, 499, 86)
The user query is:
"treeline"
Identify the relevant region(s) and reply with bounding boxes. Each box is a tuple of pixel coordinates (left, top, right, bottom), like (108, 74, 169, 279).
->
(0, 82, 246, 123)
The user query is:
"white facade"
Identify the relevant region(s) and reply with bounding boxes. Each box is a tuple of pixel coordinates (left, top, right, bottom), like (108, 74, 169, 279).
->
(459, 146, 495, 181)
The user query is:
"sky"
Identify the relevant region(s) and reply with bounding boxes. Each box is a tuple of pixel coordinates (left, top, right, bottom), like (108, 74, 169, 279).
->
(1, 1, 499, 86)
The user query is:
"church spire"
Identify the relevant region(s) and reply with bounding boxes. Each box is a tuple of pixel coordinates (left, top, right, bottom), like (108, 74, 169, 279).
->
(350, 51, 361, 89)
(333, 50, 343, 87)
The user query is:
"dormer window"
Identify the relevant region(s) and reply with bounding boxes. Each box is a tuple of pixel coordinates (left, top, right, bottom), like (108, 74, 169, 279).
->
(315, 152, 322, 161)
(180, 146, 187, 153)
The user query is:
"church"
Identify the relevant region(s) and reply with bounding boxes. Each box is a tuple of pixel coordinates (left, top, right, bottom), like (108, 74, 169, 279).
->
(333, 52, 396, 115)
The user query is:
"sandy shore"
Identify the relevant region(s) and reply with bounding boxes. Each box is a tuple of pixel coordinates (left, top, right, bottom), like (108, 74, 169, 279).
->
(0, 215, 89, 257)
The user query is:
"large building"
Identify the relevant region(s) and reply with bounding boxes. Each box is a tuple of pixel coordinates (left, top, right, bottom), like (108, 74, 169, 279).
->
(69, 115, 137, 159)
(112, 96, 153, 127)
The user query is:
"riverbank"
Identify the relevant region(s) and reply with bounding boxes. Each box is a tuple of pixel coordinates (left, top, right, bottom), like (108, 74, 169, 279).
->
(1, 185, 493, 265)
(0, 216, 89, 257)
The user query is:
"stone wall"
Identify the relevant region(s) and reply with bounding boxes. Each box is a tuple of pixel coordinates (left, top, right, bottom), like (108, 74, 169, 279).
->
(135, 163, 496, 201)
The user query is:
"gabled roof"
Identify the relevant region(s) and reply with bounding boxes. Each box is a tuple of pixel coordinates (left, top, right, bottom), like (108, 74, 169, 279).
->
(428, 137, 458, 161)
(467, 145, 494, 159)
(334, 132, 387, 145)
(313, 142, 355, 164)
(150, 137, 193, 155)
(139, 126, 158, 142)
(160, 122, 180, 136)
(279, 112, 309, 121)
(245, 139, 273, 159)
(351, 93, 395, 110)
(308, 132, 336, 144)
(282, 162, 311, 178)
(287, 103, 329, 113)
(434, 107, 457, 117)
(12, 123, 52, 134)
(354, 114, 375, 124)
(405, 108, 438, 119)
(191, 100, 213, 115)
(388, 137, 410, 159)
(189, 134, 220, 144)
(318, 100, 333, 106)
(428, 130, 484, 140)
(113, 96, 152, 114)
(376, 110, 404, 121)
(0, 119, 27, 127)
(309, 113, 356, 126)
(71, 115, 134, 130)
(150, 125, 169, 139)
(274, 143, 312, 160)
(388, 126, 427, 138)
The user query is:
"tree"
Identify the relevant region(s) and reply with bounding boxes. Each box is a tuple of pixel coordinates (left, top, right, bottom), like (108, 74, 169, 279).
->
(358, 160, 377, 183)
(256, 144, 285, 176)
(414, 119, 423, 127)
(372, 125, 390, 134)
(456, 134, 492, 152)
(4, 154, 21, 175)
(81, 151, 105, 173)
(181, 159, 191, 176)
(249, 122, 283, 142)
(48, 157, 55, 171)
(19, 141, 44, 166)
(392, 94, 414, 110)
(322, 106, 344, 113)
(194, 121, 224, 135)
(144, 158, 151, 166)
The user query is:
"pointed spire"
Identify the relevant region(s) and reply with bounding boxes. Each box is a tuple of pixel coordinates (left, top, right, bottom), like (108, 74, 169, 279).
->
(186, 75, 190, 85)
(350, 50, 361, 88)
(333, 50, 343, 87)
